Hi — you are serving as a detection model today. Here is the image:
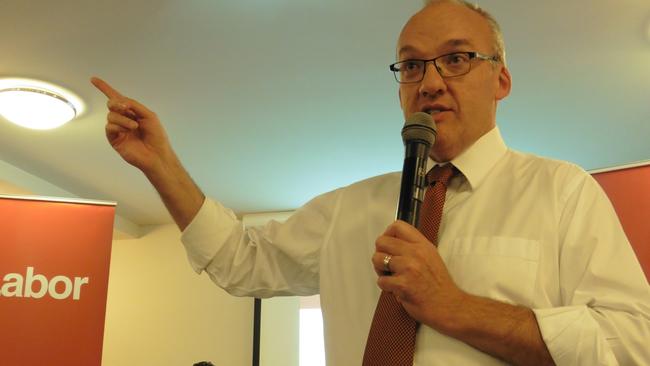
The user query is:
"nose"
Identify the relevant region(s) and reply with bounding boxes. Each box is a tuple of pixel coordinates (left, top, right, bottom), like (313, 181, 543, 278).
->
(418, 62, 447, 98)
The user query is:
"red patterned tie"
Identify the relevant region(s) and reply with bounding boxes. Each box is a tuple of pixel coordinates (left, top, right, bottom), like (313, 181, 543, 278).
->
(362, 164, 455, 366)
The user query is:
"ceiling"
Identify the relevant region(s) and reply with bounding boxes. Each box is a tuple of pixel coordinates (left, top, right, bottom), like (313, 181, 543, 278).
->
(1, 0, 649, 233)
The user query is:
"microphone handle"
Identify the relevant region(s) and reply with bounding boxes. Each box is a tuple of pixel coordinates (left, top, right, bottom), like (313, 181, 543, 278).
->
(396, 141, 430, 227)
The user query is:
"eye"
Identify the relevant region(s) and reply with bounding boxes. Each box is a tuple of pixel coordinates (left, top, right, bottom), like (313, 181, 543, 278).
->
(402, 60, 422, 71)
(442, 53, 469, 66)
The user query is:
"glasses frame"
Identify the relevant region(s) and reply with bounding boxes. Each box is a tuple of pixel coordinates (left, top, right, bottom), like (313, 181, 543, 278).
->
(389, 51, 500, 83)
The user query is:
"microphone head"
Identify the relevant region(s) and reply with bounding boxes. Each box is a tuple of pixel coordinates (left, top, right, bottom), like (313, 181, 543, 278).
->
(401, 112, 437, 146)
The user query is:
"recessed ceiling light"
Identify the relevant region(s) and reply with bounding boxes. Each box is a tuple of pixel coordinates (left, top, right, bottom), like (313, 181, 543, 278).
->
(0, 78, 84, 130)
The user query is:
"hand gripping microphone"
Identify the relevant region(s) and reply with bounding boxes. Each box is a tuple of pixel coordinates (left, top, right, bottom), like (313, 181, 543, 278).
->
(396, 112, 437, 227)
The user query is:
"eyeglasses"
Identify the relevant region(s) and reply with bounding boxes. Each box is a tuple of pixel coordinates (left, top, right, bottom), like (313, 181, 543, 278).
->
(389, 51, 500, 83)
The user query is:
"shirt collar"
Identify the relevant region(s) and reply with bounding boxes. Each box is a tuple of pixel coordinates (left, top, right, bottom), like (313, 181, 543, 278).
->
(427, 127, 508, 190)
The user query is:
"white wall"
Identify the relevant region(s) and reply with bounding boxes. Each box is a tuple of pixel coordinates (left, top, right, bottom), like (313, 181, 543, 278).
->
(260, 296, 300, 366)
(102, 224, 254, 366)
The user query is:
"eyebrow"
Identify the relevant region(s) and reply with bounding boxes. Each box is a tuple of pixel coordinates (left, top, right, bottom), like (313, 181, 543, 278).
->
(441, 38, 473, 49)
(398, 38, 474, 58)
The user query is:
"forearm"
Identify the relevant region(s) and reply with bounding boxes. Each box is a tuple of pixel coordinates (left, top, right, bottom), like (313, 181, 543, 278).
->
(374, 222, 556, 364)
(439, 293, 555, 366)
(144, 148, 205, 231)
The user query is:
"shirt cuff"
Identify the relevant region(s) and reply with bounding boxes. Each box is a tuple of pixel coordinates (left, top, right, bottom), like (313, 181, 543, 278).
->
(532, 305, 619, 366)
(181, 198, 239, 274)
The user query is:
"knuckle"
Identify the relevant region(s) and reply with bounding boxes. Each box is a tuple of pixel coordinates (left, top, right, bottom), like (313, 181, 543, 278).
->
(108, 99, 125, 111)
(375, 237, 384, 249)
(108, 112, 125, 124)
(401, 261, 413, 272)
(404, 262, 419, 276)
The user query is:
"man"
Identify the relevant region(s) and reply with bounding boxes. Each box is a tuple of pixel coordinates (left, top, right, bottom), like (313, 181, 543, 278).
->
(92, 1, 650, 365)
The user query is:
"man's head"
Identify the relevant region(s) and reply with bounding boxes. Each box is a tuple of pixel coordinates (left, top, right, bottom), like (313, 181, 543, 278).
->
(396, 0, 512, 162)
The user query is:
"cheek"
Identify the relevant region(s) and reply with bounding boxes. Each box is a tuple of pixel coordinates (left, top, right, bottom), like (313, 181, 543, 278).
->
(457, 84, 491, 117)
(399, 85, 418, 109)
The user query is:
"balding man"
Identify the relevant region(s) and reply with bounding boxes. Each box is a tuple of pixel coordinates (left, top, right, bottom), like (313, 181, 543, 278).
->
(93, 1, 650, 365)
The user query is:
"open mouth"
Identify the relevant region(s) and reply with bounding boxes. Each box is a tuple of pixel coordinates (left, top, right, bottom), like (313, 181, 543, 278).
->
(424, 108, 443, 115)
(422, 107, 451, 116)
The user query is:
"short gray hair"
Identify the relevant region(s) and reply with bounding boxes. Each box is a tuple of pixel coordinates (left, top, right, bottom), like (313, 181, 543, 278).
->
(423, 0, 507, 65)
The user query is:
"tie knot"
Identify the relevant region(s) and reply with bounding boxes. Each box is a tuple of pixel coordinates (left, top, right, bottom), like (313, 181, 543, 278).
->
(426, 164, 454, 186)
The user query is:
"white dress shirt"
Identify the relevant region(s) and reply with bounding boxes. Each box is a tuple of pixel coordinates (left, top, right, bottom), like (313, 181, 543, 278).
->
(182, 127, 650, 365)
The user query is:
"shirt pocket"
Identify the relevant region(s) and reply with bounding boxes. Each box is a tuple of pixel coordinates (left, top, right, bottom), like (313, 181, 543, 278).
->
(445, 237, 540, 307)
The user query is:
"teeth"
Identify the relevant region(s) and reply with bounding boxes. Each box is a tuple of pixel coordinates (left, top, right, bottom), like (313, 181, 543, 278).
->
(425, 109, 442, 115)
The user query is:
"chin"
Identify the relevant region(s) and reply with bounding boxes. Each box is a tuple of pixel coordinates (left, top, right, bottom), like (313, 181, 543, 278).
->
(430, 141, 461, 163)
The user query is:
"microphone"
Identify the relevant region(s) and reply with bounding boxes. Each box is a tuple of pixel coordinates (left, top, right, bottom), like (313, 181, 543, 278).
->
(396, 112, 437, 227)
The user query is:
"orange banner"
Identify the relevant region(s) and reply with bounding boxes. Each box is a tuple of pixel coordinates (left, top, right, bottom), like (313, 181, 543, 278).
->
(0, 195, 115, 366)
(593, 163, 650, 281)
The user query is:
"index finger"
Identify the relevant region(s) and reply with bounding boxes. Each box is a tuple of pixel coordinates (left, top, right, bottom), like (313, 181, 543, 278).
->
(383, 220, 428, 243)
(91, 77, 124, 99)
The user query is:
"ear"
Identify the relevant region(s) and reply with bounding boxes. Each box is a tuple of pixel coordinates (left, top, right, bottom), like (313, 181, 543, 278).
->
(495, 65, 512, 101)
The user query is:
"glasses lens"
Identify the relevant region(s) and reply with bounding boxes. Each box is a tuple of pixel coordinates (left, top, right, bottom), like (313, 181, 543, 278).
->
(437, 53, 471, 77)
(394, 60, 424, 83)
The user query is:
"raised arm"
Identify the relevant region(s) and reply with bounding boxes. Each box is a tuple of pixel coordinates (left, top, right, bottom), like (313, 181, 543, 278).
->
(91, 77, 204, 230)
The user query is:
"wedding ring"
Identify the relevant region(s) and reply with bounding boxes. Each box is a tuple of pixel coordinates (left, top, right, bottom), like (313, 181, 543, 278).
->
(383, 254, 393, 273)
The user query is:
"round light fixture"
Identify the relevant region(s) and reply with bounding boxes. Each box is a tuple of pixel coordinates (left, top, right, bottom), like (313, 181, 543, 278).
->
(0, 78, 84, 130)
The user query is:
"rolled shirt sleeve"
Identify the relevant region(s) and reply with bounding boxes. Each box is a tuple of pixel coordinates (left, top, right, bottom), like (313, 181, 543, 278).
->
(181, 188, 342, 298)
(533, 306, 619, 365)
(181, 198, 239, 274)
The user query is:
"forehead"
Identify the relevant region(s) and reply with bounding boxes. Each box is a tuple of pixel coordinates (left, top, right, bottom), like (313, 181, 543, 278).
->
(397, 2, 494, 57)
